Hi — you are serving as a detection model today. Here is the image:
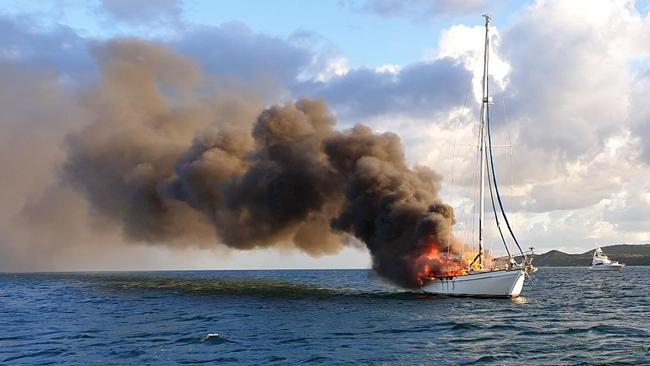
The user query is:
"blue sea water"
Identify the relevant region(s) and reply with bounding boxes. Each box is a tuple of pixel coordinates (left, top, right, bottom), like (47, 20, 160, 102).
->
(1, 268, 649, 365)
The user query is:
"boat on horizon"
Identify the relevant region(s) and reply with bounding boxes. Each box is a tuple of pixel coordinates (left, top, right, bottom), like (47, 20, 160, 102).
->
(421, 15, 536, 298)
(588, 247, 625, 271)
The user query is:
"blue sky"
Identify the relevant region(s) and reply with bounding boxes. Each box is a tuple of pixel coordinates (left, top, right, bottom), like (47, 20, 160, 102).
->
(3, 0, 527, 68)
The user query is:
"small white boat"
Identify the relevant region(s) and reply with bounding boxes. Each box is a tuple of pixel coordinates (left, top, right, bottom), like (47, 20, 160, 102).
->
(421, 15, 535, 298)
(588, 247, 625, 271)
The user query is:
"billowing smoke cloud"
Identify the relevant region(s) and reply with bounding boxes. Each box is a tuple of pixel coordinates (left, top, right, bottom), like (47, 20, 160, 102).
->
(324, 125, 457, 284)
(53, 40, 459, 287)
(0, 38, 459, 287)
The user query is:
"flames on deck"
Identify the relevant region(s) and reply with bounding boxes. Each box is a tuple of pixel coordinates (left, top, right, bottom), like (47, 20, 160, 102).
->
(414, 238, 486, 286)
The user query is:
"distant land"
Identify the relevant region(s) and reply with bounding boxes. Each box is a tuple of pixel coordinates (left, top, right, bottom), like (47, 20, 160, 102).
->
(526, 244, 650, 266)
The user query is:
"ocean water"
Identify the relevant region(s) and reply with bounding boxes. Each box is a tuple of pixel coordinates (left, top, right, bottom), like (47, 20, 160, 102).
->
(1, 268, 649, 365)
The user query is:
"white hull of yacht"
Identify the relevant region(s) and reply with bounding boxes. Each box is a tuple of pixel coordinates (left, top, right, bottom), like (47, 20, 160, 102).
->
(588, 264, 625, 271)
(421, 269, 526, 298)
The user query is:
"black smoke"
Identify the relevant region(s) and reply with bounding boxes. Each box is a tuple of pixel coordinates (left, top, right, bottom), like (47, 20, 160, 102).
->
(61, 40, 458, 287)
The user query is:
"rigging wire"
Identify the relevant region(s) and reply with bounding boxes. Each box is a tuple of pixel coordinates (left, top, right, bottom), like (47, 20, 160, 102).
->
(486, 107, 525, 256)
(465, 104, 482, 267)
(448, 69, 475, 258)
(469, 102, 483, 256)
(501, 96, 516, 228)
(468, 134, 480, 256)
(485, 142, 512, 258)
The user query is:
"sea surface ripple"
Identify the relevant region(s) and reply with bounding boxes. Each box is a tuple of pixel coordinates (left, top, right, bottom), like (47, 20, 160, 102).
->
(1, 268, 649, 365)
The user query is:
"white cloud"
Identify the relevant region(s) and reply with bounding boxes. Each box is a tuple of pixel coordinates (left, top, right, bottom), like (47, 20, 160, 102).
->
(375, 64, 401, 74)
(294, 58, 471, 121)
(434, 24, 511, 100)
(314, 57, 350, 81)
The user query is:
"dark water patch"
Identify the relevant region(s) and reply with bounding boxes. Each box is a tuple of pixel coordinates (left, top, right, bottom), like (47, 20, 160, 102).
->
(466, 353, 518, 365)
(200, 332, 232, 345)
(3, 348, 66, 363)
(178, 357, 239, 364)
(372, 324, 432, 334)
(88, 275, 431, 301)
(449, 335, 495, 344)
(331, 331, 358, 336)
(449, 322, 482, 331)
(302, 355, 334, 363)
(277, 337, 309, 345)
(108, 348, 146, 358)
(174, 332, 235, 346)
(267, 355, 287, 362)
(565, 324, 648, 336)
(51, 333, 94, 341)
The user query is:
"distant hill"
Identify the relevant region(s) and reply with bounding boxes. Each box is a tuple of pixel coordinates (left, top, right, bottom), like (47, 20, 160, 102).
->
(529, 244, 650, 266)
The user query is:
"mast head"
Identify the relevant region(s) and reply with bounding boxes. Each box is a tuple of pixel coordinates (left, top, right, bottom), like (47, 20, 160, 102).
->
(482, 14, 492, 25)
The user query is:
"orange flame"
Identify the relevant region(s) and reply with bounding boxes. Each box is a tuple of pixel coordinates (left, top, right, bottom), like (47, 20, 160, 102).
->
(414, 238, 481, 286)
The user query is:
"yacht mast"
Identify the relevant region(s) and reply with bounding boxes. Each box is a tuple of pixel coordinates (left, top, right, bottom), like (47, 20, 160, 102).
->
(478, 15, 491, 269)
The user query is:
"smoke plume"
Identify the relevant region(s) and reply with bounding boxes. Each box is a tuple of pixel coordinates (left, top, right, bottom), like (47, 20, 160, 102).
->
(3, 39, 459, 287)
